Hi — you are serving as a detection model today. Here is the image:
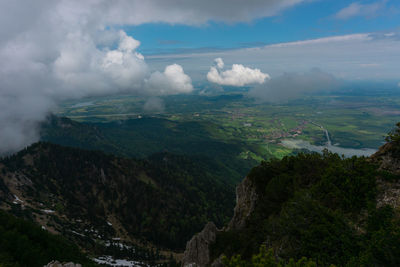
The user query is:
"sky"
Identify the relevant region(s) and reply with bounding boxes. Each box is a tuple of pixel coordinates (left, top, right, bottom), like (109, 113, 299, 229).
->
(127, 0, 400, 55)
(0, 0, 400, 154)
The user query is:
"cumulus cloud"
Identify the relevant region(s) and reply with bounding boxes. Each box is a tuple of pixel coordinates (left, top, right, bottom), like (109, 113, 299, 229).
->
(146, 64, 193, 95)
(248, 69, 338, 102)
(215, 57, 225, 69)
(335, 1, 387, 20)
(52, 30, 148, 98)
(207, 58, 270, 86)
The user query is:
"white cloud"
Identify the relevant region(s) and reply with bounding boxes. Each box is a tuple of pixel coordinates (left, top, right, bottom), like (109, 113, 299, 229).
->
(267, 33, 371, 47)
(148, 32, 400, 81)
(215, 58, 224, 69)
(49, 31, 150, 99)
(146, 64, 193, 95)
(335, 1, 387, 20)
(207, 58, 270, 86)
(118, 31, 141, 52)
(51, 30, 149, 99)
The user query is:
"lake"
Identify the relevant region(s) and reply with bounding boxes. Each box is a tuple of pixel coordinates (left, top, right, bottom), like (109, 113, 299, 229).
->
(281, 139, 377, 157)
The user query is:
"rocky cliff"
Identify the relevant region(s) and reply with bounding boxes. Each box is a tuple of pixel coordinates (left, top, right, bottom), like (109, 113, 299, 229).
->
(182, 222, 218, 267)
(227, 176, 258, 231)
(181, 175, 258, 267)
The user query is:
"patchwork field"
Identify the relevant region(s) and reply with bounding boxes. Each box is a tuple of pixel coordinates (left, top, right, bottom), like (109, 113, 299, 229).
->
(56, 91, 400, 160)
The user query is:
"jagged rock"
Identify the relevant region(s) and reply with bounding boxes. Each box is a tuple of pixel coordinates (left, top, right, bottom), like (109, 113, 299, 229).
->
(182, 222, 218, 267)
(182, 176, 259, 266)
(44, 260, 82, 267)
(227, 175, 257, 230)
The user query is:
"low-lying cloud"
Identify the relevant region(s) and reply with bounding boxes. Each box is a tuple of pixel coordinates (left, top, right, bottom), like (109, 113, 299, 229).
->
(207, 58, 270, 86)
(248, 69, 338, 102)
(0, 1, 199, 155)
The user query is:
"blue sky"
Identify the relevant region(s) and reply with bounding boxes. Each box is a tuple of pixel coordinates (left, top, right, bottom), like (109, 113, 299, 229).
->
(125, 0, 400, 55)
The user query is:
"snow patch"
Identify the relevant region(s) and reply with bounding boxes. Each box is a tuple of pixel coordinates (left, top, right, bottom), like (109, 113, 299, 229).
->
(42, 209, 55, 214)
(93, 256, 147, 266)
(71, 230, 86, 237)
(13, 194, 23, 204)
(104, 241, 132, 250)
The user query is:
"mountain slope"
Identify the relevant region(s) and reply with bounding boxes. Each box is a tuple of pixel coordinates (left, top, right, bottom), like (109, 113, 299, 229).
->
(40, 115, 257, 184)
(0, 210, 96, 267)
(183, 143, 400, 266)
(0, 142, 235, 254)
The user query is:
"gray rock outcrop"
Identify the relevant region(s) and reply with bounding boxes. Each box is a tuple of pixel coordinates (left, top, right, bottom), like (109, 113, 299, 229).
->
(227, 175, 258, 230)
(182, 176, 259, 266)
(182, 222, 218, 267)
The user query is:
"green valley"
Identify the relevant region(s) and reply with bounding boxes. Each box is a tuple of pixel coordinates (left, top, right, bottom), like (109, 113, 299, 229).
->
(55, 91, 400, 160)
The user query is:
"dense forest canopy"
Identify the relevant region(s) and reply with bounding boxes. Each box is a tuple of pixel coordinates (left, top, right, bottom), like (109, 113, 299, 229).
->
(0, 210, 96, 267)
(213, 148, 400, 266)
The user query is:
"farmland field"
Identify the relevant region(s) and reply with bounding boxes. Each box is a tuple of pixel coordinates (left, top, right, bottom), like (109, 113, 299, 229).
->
(55, 90, 400, 161)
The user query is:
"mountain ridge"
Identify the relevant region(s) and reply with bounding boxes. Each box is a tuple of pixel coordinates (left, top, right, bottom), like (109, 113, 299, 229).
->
(182, 135, 400, 266)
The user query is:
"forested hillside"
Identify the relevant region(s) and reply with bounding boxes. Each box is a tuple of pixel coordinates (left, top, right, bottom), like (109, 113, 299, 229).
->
(0, 210, 96, 267)
(184, 125, 400, 266)
(3, 120, 400, 266)
(41, 115, 257, 184)
(0, 142, 235, 253)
